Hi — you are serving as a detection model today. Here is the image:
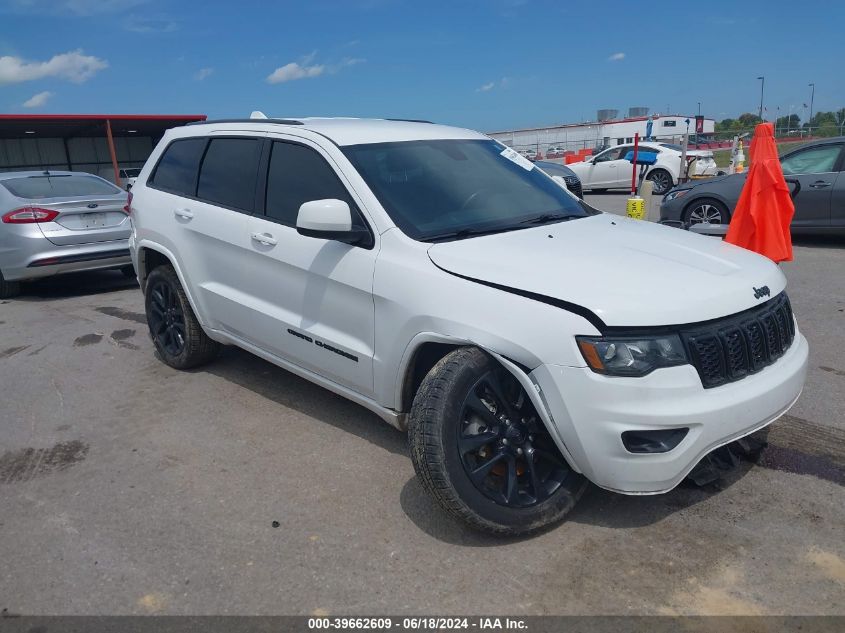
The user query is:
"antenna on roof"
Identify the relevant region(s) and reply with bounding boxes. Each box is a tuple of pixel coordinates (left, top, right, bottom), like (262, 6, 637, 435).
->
(250, 111, 268, 119)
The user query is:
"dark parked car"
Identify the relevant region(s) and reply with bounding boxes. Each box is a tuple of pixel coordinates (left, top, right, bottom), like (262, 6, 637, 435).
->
(534, 160, 583, 198)
(660, 137, 845, 233)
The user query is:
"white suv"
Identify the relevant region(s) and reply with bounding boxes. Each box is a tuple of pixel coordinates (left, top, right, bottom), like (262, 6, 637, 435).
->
(128, 117, 808, 534)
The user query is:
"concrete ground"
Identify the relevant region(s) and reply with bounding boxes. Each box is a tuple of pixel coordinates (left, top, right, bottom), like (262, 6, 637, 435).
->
(1, 196, 843, 616)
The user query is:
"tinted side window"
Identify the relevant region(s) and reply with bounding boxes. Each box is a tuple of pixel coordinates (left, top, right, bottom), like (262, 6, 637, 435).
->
(781, 145, 842, 175)
(150, 138, 206, 195)
(265, 142, 360, 227)
(197, 137, 261, 211)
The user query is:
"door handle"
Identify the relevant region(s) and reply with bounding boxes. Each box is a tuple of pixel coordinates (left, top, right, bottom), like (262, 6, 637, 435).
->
(809, 181, 831, 189)
(250, 232, 277, 246)
(174, 208, 194, 219)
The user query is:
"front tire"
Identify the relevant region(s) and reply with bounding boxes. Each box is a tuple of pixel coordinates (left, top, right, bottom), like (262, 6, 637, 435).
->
(408, 347, 586, 535)
(646, 169, 673, 194)
(144, 265, 219, 370)
(684, 198, 729, 226)
(0, 270, 20, 299)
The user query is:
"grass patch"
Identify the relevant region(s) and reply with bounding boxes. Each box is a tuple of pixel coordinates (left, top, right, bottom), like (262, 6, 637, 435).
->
(710, 140, 811, 169)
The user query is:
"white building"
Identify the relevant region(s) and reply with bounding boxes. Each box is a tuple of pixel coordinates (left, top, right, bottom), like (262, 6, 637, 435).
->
(488, 114, 716, 155)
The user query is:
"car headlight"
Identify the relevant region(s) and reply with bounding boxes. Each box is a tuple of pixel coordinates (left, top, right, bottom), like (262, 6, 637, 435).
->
(663, 189, 690, 202)
(576, 335, 688, 377)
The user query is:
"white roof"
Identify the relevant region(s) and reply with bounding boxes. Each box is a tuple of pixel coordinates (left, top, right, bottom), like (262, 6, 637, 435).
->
(188, 117, 487, 147)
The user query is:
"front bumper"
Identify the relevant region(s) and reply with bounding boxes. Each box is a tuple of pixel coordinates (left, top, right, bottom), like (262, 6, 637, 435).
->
(531, 331, 808, 494)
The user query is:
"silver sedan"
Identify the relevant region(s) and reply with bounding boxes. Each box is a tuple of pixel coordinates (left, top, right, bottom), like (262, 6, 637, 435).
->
(0, 171, 133, 298)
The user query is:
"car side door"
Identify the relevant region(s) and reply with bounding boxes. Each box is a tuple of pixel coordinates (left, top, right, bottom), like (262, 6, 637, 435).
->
(144, 134, 263, 331)
(587, 146, 626, 187)
(242, 137, 377, 397)
(781, 142, 843, 229)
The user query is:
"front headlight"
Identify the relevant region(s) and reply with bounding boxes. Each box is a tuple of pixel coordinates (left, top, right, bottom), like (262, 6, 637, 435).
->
(663, 189, 690, 202)
(576, 335, 688, 377)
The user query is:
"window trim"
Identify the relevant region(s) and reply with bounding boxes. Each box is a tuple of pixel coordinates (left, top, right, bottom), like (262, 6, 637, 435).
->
(258, 137, 376, 250)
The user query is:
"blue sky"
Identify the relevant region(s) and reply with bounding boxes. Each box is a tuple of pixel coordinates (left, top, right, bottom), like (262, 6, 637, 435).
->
(1, 0, 843, 131)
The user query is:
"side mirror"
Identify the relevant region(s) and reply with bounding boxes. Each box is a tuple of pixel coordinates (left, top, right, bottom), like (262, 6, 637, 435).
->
(296, 199, 371, 247)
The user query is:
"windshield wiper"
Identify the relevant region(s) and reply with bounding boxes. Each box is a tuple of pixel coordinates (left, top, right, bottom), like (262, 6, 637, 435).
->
(421, 224, 524, 243)
(519, 212, 581, 225)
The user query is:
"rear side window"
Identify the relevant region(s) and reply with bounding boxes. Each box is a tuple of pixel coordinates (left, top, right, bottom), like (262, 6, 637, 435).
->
(150, 138, 206, 195)
(1, 174, 121, 199)
(197, 137, 262, 211)
(265, 141, 361, 228)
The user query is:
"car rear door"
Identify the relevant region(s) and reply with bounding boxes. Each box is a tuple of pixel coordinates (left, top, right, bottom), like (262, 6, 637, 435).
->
(242, 135, 377, 397)
(143, 133, 264, 331)
(781, 142, 843, 229)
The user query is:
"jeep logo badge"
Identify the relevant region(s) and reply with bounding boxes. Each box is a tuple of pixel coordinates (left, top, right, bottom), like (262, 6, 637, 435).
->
(753, 286, 770, 299)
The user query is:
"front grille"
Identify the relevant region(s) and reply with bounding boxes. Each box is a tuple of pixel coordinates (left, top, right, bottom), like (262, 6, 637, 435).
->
(563, 176, 583, 198)
(682, 293, 795, 388)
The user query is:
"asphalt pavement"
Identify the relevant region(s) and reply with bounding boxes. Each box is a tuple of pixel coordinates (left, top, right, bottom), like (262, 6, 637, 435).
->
(1, 196, 843, 615)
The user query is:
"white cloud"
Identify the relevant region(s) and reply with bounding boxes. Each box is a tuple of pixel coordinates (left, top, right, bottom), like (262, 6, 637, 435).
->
(266, 55, 363, 84)
(0, 49, 108, 85)
(608, 52, 625, 61)
(125, 15, 178, 33)
(266, 62, 325, 84)
(476, 77, 510, 93)
(194, 67, 214, 81)
(23, 90, 52, 108)
(4, 0, 147, 15)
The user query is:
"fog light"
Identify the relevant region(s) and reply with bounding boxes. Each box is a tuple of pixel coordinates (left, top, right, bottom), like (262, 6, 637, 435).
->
(622, 428, 689, 454)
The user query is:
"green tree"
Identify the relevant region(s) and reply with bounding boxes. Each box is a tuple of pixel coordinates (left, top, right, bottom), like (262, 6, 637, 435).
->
(775, 114, 800, 132)
(737, 112, 763, 127)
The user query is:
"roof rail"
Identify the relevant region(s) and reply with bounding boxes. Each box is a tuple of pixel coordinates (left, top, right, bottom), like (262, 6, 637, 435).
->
(385, 118, 434, 124)
(186, 118, 303, 126)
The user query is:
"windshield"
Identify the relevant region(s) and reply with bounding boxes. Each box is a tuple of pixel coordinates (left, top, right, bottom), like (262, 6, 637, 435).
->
(343, 139, 593, 241)
(1, 174, 121, 199)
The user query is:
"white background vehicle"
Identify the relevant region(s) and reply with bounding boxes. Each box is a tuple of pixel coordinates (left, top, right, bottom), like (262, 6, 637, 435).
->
(128, 117, 807, 534)
(119, 167, 142, 190)
(566, 141, 717, 194)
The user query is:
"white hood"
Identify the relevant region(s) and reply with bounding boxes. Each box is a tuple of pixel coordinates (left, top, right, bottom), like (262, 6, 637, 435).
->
(427, 214, 786, 327)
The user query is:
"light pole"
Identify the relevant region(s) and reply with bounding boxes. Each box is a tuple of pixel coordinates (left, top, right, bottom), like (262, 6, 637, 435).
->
(808, 83, 815, 135)
(757, 76, 765, 120)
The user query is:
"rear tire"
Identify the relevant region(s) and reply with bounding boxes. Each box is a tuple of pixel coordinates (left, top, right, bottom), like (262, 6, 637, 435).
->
(408, 347, 586, 535)
(144, 265, 219, 370)
(646, 169, 673, 195)
(0, 270, 20, 299)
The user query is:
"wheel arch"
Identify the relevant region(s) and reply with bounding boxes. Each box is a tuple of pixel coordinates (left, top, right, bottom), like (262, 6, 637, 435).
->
(395, 335, 580, 471)
(135, 242, 208, 332)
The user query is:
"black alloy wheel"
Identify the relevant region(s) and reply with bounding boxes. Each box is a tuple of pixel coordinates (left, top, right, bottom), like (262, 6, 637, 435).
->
(457, 368, 571, 508)
(148, 279, 186, 357)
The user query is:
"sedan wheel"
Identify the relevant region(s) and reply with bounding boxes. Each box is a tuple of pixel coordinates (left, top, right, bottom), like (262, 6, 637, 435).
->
(647, 170, 672, 194)
(686, 198, 728, 225)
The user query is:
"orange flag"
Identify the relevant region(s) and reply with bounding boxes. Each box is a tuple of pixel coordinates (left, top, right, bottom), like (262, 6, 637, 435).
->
(725, 123, 794, 262)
